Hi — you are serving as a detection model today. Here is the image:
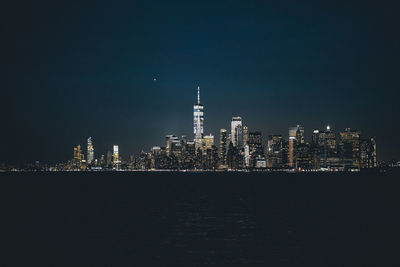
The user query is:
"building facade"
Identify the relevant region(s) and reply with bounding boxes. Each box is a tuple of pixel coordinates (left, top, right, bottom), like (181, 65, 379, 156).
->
(219, 129, 228, 168)
(231, 116, 243, 148)
(193, 86, 204, 150)
(267, 135, 283, 168)
(87, 137, 94, 164)
(339, 128, 360, 170)
(288, 125, 304, 168)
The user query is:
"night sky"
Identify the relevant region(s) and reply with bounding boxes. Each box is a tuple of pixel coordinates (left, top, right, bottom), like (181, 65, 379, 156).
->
(2, 0, 399, 164)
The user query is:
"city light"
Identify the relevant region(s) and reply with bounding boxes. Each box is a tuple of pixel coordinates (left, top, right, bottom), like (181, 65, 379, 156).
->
(48, 87, 378, 172)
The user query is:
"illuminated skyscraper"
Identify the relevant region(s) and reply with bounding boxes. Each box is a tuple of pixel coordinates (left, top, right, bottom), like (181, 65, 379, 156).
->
(243, 126, 249, 146)
(182, 141, 196, 169)
(227, 142, 242, 169)
(312, 125, 339, 169)
(360, 137, 377, 168)
(151, 146, 161, 155)
(296, 142, 312, 170)
(165, 135, 179, 156)
(248, 131, 263, 167)
(231, 116, 243, 148)
(74, 145, 83, 164)
(87, 137, 94, 164)
(193, 86, 204, 150)
(203, 134, 214, 150)
(288, 125, 304, 168)
(339, 128, 360, 170)
(113, 145, 120, 165)
(244, 145, 250, 167)
(371, 138, 377, 167)
(219, 129, 228, 168)
(74, 145, 78, 162)
(267, 135, 283, 167)
(288, 127, 296, 168)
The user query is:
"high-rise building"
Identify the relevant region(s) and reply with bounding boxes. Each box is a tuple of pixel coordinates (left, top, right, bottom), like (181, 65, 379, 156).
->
(360, 137, 377, 168)
(244, 145, 250, 167)
(227, 142, 242, 169)
(296, 125, 305, 144)
(203, 134, 214, 151)
(296, 142, 312, 170)
(182, 141, 196, 169)
(151, 146, 161, 155)
(219, 129, 228, 168)
(151, 146, 161, 169)
(311, 129, 320, 147)
(171, 138, 182, 160)
(193, 86, 204, 150)
(339, 128, 360, 170)
(371, 137, 377, 167)
(113, 145, 120, 164)
(243, 126, 249, 146)
(231, 116, 243, 148)
(164, 135, 181, 168)
(73, 145, 83, 164)
(288, 127, 296, 167)
(312, 126, 339, 169)
(165, 135, 179, 157)
(204, 145, 219, 170)
(288, 125, 304, 168)
(267, 135, 283, 168)
(87, 137, 94, 164)
(248, 131, 263, 167)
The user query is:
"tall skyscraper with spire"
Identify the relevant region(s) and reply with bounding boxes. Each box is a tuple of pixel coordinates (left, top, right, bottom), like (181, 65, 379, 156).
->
(193, 86, 204, 150)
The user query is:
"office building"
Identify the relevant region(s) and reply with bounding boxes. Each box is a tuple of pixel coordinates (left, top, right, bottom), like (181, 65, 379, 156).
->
(165, 135, 179, 156)
(243, 126, 249, 146)
(288, 125, 304, 168)
(203, 134, 214, 151)
(219, 129, 228, 168)
(360, 138, 377, 168)
(296, 142, 312, 170)
(87, 137, 94, 164)
(113, 145, 120, 164)
(312, 126, 340, 169)
(193, 86, 204, 150)
(248, 131, 263, 167)
(339, 128, 360, 170)
(267, 135, 283, 168)
(231, 116, 243, 148)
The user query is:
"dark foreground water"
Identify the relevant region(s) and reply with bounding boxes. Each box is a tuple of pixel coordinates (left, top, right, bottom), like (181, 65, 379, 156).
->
(1, 170, 399, 266)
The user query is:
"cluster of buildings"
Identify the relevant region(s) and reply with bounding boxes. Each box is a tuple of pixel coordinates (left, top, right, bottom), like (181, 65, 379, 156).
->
(65, 87, 377, 172)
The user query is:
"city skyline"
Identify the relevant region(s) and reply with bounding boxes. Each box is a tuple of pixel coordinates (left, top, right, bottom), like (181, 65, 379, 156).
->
(2, 1, 400, 164)
(0, 84, 388, 167)
(10, 87, 378, 171)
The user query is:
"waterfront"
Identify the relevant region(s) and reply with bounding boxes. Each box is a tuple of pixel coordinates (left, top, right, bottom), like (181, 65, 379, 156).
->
(1, 170, 399, 265)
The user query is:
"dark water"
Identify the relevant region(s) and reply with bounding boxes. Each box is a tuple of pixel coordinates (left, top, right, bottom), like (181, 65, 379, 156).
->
(1, 171, 399, 266)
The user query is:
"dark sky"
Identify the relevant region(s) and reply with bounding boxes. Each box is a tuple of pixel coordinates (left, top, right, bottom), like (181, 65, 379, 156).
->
(1, 0, 399, 163)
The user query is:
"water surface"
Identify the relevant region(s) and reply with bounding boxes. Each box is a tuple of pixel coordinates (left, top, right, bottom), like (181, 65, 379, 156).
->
(1, 171, 399, 266)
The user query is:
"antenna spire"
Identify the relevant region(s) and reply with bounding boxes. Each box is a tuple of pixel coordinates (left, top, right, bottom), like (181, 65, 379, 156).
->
(197, 86, 200, 105)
